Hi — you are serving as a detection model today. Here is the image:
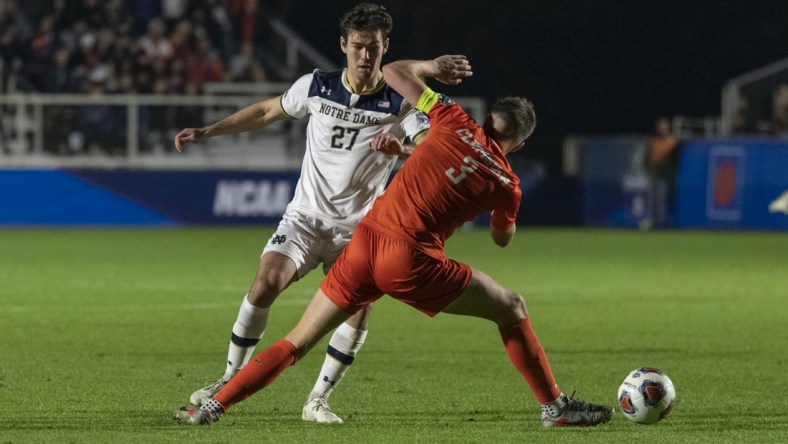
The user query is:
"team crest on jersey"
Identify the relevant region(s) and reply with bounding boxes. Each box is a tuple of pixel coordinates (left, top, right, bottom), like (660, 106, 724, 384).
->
(438, 94, 455, 105)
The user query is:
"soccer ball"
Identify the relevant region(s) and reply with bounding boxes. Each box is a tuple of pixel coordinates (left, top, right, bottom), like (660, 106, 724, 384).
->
(617, 367, 676, 424)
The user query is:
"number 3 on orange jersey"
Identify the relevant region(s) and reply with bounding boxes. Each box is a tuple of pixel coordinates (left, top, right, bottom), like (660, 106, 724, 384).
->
(445, 156, 479, 184)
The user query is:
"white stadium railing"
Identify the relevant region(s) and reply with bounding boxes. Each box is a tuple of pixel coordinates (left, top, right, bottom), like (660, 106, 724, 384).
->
(0, 91, 487, 170)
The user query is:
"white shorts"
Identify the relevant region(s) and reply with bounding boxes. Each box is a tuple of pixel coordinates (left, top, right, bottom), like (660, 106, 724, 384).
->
(262, 209, 354, 279)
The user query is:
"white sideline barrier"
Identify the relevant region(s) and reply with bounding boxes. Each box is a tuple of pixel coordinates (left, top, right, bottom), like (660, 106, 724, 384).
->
(0, 92, 486, 170)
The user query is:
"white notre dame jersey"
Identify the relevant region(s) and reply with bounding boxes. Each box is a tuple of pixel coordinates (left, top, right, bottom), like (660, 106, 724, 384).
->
(280, 68, 429, 230)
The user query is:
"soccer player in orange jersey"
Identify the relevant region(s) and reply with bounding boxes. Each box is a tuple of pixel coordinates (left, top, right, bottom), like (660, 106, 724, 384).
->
(174, 54, 614, 428)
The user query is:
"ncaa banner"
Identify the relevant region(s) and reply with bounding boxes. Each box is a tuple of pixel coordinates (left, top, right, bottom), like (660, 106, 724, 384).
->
(0, 169, 560, 227)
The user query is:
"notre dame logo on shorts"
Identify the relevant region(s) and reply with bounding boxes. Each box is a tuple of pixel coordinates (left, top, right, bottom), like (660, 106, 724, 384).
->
(270, 234, 287, 245)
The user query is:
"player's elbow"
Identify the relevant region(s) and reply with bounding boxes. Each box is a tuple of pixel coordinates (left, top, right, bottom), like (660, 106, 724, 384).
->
(382, 62, 410, 86)
(491, 225, 516, 247)
(492, 235, 512, 248)
(382, 63, 395, 82)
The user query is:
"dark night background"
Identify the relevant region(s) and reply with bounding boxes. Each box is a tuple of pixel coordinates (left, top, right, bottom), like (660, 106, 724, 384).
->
(280, 0, 788, 140)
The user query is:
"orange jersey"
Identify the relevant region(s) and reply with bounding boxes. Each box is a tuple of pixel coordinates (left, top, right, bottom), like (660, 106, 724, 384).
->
(362, 89, 521, 259)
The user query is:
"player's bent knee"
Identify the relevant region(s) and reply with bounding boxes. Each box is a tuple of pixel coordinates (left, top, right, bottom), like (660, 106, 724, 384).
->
(503, 291, 527, 321)
(345, 303, 373, 330)
(248, 273, 290, 307)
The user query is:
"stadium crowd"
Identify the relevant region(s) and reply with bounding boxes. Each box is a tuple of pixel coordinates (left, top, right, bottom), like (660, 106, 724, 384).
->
(0, 0, 295, 155)
(0, 0, 294, 95)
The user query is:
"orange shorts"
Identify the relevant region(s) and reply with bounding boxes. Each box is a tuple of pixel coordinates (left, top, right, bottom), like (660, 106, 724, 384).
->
(321, 223, 472, 317)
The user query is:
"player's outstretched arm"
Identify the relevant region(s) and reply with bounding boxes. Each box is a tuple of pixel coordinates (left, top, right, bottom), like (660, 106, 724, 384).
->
(174, 96, 288, 152)
(382, 55, 473, 107)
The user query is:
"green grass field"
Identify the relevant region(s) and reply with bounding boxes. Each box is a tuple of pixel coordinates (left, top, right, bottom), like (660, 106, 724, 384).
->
(1, 227, 786, 443)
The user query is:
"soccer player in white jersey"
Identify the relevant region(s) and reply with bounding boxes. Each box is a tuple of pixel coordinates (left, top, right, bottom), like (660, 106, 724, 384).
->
(173, 4, 428, 424)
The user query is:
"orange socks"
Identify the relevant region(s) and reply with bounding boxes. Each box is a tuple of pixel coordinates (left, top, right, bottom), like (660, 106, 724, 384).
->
(212, 320, 559, 412)
(498, 317, 562, 404)
(214, 339, 299, 410)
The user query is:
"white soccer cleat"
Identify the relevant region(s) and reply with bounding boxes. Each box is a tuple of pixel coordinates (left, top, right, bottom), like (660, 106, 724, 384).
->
(189, 378, 227, 406)
(541, 393, 614, 427)
(173, 400, 224, 425)
(302, 396, 344, 424)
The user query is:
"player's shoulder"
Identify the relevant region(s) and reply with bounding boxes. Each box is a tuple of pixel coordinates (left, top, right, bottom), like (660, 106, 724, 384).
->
(311, 68, 344, 84)
(426, 94, 471, 128)
(305, 68, 348, 103)
(350, 82, 408, 115)
(380, 83, 407, 107)
(312, 69, 344, 93)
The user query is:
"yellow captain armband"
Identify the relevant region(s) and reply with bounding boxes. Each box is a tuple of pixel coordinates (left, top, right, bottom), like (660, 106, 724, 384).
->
(415, 87, 441, 114)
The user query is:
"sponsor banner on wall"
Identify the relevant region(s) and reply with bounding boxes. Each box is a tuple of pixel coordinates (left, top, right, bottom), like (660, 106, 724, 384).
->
(706, 146, 745, 222)
(0, 169, 176, 226)
(0, 169, 301, 226)
(66, 169, 300, 225)
(676, 139, 788, 230)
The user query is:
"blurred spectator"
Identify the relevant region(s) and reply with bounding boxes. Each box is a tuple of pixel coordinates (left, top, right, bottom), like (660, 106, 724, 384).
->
(772, 84, 788, 137)
(41, 46, 75, 155)
(24, 14, 56, 91)
(174, 82, 204, 130)
(204, 0, 236, 57)
(145, 77, 173, 153)
(124, 0, 162, 35)
(70, 0, 109, 30)
(139, 18, 173, 63)
(162, 0, 188, 29)
(44, 47, 73, 92)
(15, 0, 55, 23)
(644, 117, 680, 229)
(227, 41, 266, 82)
(732, 93, 755, 134)
(167, 56, 187, 93)
(73, 65, 126, 154)
(227, 0, 259, 45)
(68, 31, 102, 91)
(184, 34, 225, 89)
(169, 19, 196, 54)
(0, 0, 33, 91)
(645, 118, 678, 175)
(133, 64, 154, 94)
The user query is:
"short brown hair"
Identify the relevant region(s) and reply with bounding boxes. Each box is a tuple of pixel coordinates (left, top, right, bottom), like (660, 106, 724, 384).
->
(339, 3, 393, 39)
(490, 97, 536, 141)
